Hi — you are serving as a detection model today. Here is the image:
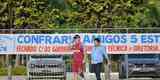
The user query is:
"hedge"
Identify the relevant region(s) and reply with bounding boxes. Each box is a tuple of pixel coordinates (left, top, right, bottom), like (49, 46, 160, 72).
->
(0, 66, 27, 76)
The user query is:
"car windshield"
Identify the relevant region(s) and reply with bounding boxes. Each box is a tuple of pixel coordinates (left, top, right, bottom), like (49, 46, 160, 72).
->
(31, 55, 62, 58)
(128, 54, 157, 59)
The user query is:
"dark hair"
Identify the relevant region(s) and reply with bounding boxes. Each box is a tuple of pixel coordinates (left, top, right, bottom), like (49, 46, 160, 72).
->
(73, 35, 80, 39)
(94, 38, 101, 43)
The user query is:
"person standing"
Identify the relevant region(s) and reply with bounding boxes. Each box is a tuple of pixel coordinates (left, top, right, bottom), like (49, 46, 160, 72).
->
(71, 35, 85, 80)
(91, 38, 109, 80)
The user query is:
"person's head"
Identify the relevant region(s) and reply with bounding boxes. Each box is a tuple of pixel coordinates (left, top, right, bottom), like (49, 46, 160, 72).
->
(73, 35, 81, 43)
(94, 38, 101, 46)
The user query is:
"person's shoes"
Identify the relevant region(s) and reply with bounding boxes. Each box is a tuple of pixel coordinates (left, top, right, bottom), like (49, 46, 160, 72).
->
(80, 73, 84, 78)
(79, 72, 85, 80)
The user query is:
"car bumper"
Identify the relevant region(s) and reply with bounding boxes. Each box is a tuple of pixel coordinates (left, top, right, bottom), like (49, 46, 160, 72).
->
(130, 67, 156, 72)
(128, 67, 160, 77)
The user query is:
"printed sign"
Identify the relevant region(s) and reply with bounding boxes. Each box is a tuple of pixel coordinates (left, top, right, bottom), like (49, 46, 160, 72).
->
(0, 34, 160, 54)
(0, 34, 15, 53)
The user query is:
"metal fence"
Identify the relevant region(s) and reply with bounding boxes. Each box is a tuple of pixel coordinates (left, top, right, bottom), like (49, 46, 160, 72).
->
(0, 28, 160, 33)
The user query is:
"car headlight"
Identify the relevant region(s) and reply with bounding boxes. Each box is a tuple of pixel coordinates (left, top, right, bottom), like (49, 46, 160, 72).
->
(129, 63, 135, 67)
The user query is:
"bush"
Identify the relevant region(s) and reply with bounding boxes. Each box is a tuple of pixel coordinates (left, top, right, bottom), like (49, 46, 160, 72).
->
(12, 66, 27, 75)
(0, 68, 8, 76)
(0, 62, 4, 68)
(111, 61, 118, 72)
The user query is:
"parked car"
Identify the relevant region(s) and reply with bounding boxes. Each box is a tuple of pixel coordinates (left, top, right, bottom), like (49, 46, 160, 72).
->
(119, 54, 160, 79)
(27, 55, 66, 80)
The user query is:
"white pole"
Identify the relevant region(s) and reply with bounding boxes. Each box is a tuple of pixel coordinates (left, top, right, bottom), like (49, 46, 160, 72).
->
(7, 55, 12, 80)
(105, 54, 111, 80)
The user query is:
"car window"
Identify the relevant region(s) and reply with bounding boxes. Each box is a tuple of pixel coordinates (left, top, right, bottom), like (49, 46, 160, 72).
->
(31, 55, 62, 58)
(128, 54, 157, 59)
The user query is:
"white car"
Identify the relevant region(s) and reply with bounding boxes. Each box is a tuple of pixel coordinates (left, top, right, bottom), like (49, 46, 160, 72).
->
(28, 55, 66, 80)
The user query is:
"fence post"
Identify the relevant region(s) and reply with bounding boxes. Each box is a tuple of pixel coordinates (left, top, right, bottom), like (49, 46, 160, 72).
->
(104, 28, 111, 80)
(7, 54, 12, 80)
(105, 54, 111, 80)
(7, 29, 13, 80)
(125, 28, 129, 80)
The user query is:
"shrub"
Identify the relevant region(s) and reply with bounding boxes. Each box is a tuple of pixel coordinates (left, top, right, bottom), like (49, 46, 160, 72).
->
(111, 61, 118, 72)
(12, 66, 27, 75)
(0, 68, 8, 76)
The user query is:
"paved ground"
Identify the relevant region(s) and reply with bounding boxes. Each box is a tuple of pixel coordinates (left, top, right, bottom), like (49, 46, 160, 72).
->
(0, 73, 159, 80)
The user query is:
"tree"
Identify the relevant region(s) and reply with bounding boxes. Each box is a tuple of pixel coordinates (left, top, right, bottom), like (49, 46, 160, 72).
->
(0, 1, 9, 29)
(139, 0, 160, 27)
(66, 0, 151, 29)
(1, 0, 159, 30)
(0, 0, 68, 67)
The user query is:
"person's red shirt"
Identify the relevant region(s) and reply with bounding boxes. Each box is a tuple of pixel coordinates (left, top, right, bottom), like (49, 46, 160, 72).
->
(72, 41, 84, 72)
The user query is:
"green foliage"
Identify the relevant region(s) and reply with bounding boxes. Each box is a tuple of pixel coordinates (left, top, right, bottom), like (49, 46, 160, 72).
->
(139, 0, 160, 27)
(0, 68, 7, 76)
(0, 66, 27, 76)
(0, 0, 160, 29)
(0, 1, 9, 29)
(70, 0, 148, 28)
(111, 61, 118, 72)
(12, 66, 27, 75)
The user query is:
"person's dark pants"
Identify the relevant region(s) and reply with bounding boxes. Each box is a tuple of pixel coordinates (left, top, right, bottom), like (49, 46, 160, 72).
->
(92, 63, 102, 80)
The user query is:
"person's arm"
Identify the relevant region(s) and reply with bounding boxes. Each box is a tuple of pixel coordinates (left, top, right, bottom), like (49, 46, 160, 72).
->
(83, 45, 88, 64)
(69, 40, 75, 50)
(70, 41, 80, 52)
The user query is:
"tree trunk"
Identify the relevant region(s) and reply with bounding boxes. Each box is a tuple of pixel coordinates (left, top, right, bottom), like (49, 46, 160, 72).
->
(96, 14, 101, 33)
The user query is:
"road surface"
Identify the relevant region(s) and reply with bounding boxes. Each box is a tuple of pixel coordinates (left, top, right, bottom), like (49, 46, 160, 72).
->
(0, 73, 159, 80)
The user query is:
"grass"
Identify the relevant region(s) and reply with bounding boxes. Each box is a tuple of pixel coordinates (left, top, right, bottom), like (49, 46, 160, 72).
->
(0, 62, 118, 76)
(0, 66, 27, 76)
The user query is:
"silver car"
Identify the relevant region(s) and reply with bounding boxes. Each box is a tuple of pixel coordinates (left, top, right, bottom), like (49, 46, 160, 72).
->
(28, 55, 66, 80)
